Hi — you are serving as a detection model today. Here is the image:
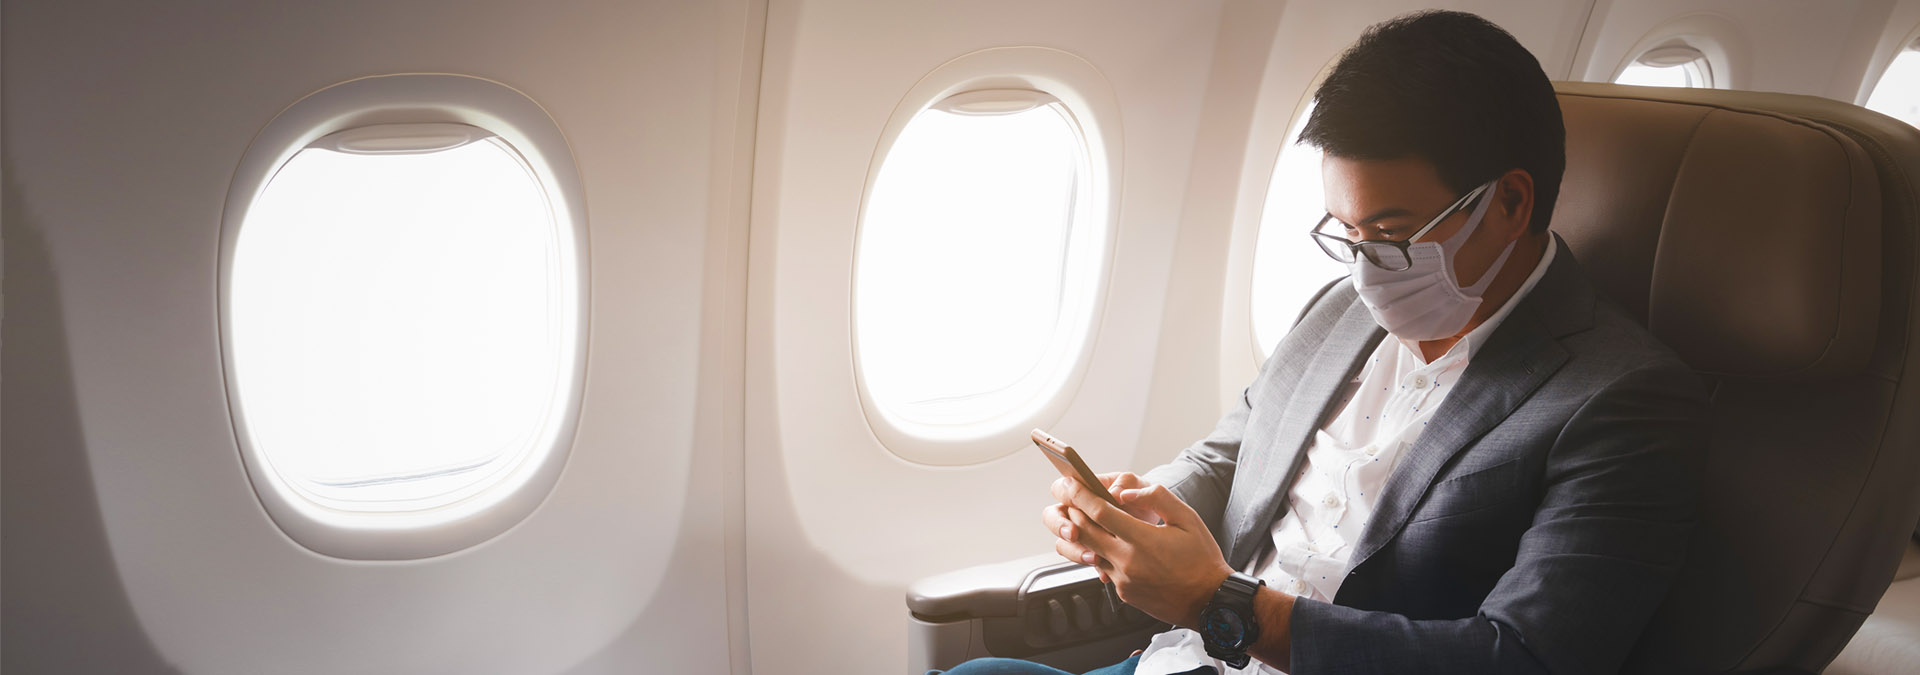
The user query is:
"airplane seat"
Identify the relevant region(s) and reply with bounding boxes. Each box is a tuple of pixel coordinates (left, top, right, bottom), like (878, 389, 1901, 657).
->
(904, 82, 1920, 674)
(1551, 81, 1920, 674)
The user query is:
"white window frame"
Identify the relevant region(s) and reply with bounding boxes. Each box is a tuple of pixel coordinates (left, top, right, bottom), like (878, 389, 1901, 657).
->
(1606, 15, 1746, 91)
(1616, 43, 1714, 88)
(1858, 24, 1920, 124)
(849, 47, 1121, 466)
(218, 74, 590, 560)
(1247, 60, 1344, 368)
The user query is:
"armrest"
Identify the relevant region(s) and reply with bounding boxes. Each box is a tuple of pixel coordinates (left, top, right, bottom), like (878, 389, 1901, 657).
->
(908, 553, 1071, 620)
(905, 553, 1168, 673)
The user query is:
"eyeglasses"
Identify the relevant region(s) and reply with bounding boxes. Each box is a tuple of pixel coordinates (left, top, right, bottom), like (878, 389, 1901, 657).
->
(1308, 180, 1494, 272)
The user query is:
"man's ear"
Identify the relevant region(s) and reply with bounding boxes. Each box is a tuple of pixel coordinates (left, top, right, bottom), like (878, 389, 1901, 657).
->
(1496, 169, 1536, 241)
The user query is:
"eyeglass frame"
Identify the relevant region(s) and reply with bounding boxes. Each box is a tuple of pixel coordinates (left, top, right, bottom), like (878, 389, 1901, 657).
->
(1307, 179, 1497, 272)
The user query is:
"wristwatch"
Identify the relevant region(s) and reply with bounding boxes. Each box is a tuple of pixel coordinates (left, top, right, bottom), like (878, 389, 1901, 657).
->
(1198, 571, 1264, 669)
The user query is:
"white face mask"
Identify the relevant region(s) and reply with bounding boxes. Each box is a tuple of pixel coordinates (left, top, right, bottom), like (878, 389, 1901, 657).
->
(1349, 184, 1516, 341)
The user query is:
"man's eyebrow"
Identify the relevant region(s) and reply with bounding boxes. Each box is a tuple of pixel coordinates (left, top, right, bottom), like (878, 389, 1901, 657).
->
(1334, 207, 1415, 227)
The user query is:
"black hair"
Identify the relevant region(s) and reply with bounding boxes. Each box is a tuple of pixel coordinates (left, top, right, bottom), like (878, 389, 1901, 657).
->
(1299, 10, 1565, 234)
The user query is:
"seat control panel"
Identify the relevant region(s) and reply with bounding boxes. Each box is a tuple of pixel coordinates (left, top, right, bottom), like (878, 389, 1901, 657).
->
(906, 554, 1169, 672)
(984, 563, 1165, 657)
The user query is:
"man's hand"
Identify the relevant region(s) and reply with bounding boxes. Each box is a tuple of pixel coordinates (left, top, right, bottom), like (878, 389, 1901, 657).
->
(1051, 477, 1234, 629)
(1057, 472, 1159, 521)
(1042, 472, 1154, 571)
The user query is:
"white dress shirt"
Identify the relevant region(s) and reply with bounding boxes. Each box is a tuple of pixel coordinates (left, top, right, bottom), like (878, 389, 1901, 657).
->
(1135, 243, 1555, 675)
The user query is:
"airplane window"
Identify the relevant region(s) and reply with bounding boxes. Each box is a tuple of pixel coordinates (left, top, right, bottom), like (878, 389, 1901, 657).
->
(1615, 44, 1713, 88)
(228, 123, 580, 522)
(1250, 101, 1347, 360)
(854, 90, 1106, 439)
(1865, 42, 1920, 128)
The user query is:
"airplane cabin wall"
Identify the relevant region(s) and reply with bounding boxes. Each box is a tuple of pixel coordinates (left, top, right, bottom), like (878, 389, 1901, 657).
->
(1573, 0, 1896, 98)
(742, 1, 1230, 672)
(2, 1, 762, 673)
(1850, 0, 1920, 104)
(7, 1, 1920, 674)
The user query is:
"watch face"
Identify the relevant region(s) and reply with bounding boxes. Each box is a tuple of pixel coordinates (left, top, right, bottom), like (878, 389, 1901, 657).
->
(1201, 605, 1247, 647)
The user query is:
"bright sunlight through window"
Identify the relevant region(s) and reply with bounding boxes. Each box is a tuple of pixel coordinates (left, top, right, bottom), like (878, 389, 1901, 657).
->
(1865, 43, 1920, 128)
(1250, 102, 1348, 360)
(855, 92, 1105, 438)
(1616, 45, 1713, 88)
(229, 124, 578, 520)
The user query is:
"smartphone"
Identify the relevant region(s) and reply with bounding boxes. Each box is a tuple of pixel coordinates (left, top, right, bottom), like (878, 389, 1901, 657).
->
(1034, 428, 1128, 611)
(1031, 428, 1122, 507)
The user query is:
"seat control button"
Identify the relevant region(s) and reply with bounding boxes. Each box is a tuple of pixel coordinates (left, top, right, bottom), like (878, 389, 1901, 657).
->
(1026, 600, 1048, 637)
(1047, 598, 1069, 637)
(1070, 594, 1095, 631)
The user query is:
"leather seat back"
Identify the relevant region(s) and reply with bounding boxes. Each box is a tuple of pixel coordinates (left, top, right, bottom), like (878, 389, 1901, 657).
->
(1550, 82, 1920, 672)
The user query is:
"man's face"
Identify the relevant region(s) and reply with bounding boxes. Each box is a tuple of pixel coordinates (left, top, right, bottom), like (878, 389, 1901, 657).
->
(1320, 155, 1523, 289)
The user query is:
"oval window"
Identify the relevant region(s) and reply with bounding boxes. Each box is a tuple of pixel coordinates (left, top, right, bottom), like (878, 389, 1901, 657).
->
(853, 90, 1107, 442)
(1865, 40, 1920, 128)
(1249, 101, 1348, 361)
(229, 122, 580, 531)
(1616, 44, 1714, 88)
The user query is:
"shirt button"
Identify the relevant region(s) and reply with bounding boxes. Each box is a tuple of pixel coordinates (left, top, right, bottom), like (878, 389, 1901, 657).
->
(1413, 374, 1430, 389)
(1364, 444, 1381, 457)
(1287, 579, 1308, 595)
(1322, 492, 1341, 508)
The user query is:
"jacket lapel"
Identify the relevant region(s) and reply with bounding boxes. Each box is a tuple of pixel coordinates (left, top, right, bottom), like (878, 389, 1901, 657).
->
(1339, 237, 1591, 579)
(1226, 299, 1385, 569)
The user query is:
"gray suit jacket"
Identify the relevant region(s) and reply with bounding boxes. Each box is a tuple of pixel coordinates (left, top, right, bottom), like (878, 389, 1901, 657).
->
(1145, 237, 1707, 674)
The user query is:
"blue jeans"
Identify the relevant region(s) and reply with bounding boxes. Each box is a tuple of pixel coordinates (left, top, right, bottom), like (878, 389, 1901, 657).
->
(927, 653, 1216, 675)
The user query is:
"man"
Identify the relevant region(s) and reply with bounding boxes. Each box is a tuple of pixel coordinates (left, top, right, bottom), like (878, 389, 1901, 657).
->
(936, 9, 1707, 675)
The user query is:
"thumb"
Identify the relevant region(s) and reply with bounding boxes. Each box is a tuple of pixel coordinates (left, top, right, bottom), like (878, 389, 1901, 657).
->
(1120, 484, 1197, 529)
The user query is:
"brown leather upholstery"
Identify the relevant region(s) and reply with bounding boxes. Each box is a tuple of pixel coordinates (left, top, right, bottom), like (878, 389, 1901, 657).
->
(1555, 87, 1882, 377)
(1551, 82, 1920, 673)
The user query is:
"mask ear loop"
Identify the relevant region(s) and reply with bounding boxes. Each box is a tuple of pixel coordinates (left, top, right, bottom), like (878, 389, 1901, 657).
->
(1450, 182, 1519, 296)
(1439, 180, 1499, 251)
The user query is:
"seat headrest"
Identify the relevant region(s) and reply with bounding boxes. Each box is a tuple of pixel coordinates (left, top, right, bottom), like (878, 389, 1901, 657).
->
(1551, 83, 1882, 380)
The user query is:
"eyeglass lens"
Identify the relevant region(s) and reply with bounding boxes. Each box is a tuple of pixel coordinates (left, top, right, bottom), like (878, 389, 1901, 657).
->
(1313, 231, 1412, 271)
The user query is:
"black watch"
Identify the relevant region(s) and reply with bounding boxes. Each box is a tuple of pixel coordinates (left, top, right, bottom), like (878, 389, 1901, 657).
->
(1198, 571, 1264, 669)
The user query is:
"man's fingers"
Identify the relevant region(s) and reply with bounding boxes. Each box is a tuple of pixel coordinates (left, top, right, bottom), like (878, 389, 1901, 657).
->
(1090, 473, 1157, 522)
(1053, 537, 1099, 567)
(1043, 503, 1074, 540)
(1060, 536, 1115, 581)
(1122, 505, 1160, 525)
(1046, 503, 1110, 543)
(1093, 553, 1116, 578)
(1095, 471, 1151, 491)
(1118, 484, 1201, 531)
(1065, 474, 1156, 528)
(1068, 479, 1149, 540)
(1053, 537, 1080, 564)
(1067, 471, 1136, 536)
(1065, 504, 1121, 550)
